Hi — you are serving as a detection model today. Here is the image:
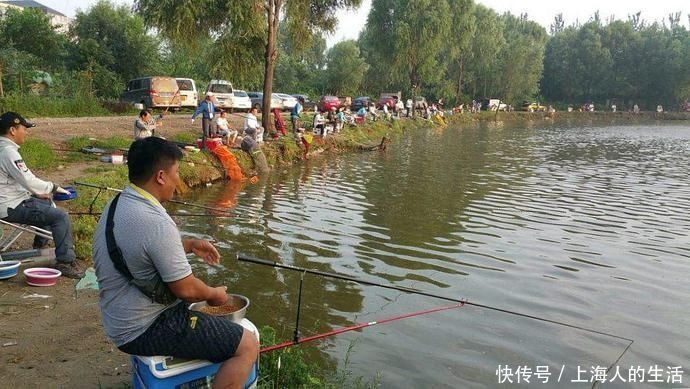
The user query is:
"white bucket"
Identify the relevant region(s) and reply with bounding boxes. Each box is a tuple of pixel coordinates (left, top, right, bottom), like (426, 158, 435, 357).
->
(111, 154, 124, 164)
(133, 103, 144, 110)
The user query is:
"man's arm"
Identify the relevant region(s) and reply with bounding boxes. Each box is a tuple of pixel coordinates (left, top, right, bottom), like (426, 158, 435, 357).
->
(0, 148, 53, 195)
(168, 274, 228, 305)
(191, 101, 205, 120)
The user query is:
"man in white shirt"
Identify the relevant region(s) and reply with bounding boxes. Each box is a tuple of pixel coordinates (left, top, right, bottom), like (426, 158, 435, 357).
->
(0, 112, 83, 278)
(244, 107, 264, 143)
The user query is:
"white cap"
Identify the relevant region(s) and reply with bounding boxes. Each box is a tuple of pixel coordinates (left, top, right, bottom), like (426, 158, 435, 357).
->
(206, 92, 214, 97)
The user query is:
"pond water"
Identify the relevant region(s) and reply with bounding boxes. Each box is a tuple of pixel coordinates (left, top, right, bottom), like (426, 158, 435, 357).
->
(176, 120, 690, 388)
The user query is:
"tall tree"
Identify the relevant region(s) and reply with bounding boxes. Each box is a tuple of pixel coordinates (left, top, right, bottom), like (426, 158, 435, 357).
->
(324, 40, 368, 96)
(444, 0, 476, 103)
(0, 7, 68, 70)
(135, 0, 362, 129)
(70, 0, 162, 98)
(391, 0, 451, 112)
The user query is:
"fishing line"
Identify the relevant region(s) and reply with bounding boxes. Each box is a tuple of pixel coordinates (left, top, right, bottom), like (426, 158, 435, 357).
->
(238, 254, 634, 367)
(74, 182, 236, 216)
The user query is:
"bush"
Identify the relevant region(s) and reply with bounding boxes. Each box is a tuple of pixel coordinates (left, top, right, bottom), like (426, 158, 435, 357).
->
(0, 93, 110, 117)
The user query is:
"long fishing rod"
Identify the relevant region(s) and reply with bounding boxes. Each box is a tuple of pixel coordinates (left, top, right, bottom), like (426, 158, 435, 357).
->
(74, 181, 236, 216)
(69, 211, 236, 218)
(260, 302, 464, 354)
(237, 253, 634, 346)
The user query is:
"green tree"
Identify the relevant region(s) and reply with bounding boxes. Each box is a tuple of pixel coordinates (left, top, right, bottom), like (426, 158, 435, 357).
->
(0, 7, 68, 70)
(464, 5, 504, 99)
(392, 0, 451, 113)
(69, 0, 163, 98)
(323, 40, 368, 96)
(444, 0, 476, 103)
(494, 13, 547, 103)
(135, 0, 362, 129)
(359, 0, 403, 95)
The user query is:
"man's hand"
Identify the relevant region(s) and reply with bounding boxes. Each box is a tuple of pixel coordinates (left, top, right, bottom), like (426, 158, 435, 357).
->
(183, 239, 220, 265)
(207, 286, 228, 306)
(191, 118, 195, 124)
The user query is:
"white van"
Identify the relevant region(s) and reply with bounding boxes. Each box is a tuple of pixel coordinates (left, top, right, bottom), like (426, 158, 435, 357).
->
(206, 80, 234, 110)
(175, 78, 198, 108)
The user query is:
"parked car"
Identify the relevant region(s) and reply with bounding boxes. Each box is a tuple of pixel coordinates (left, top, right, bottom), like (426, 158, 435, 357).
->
(175, 78, 198, 108)
(521, 101, 546, 112)
(121, 76, 181, 110)
(274, 93, 298, 111)
(352, 96, 371, 111)
(318, 95, 341, 112)
(247, 92, 282, 111)
(206, 79, 234, 110)
(414, 96, 427, 109)
(378, 92, 400, 109)
(231, 90, 252, 112)
(291, 94, 316, 110)
(481, 98, 508, 111)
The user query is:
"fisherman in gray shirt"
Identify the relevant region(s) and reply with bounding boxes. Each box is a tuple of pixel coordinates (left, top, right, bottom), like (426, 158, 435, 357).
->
(92, 137, 258, 388)
(0, 112, 83, 279)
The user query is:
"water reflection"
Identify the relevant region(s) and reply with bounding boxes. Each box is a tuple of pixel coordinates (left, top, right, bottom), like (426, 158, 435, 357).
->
(175, 121, 690, 387)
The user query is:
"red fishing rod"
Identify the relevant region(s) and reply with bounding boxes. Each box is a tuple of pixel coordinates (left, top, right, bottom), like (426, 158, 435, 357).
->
(239, 253, 634, 372)
(261, 302, 465, 354)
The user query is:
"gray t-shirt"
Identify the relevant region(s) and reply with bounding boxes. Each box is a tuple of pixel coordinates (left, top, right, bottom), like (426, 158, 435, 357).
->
(92, 186, 192, 346)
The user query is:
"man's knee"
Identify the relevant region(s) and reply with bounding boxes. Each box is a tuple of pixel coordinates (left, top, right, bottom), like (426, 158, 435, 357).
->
(234, 330, 258, 361)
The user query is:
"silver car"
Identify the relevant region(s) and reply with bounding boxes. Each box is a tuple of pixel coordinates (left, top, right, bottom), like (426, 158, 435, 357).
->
(247, 92, 282, 111)
(274, 93, 297, 111)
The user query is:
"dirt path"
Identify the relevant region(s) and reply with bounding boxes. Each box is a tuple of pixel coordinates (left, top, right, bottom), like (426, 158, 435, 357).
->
(32, 112, 248, 145)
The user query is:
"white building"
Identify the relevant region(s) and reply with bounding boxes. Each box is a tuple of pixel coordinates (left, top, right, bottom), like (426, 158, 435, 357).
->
(0, 1, 71, 33)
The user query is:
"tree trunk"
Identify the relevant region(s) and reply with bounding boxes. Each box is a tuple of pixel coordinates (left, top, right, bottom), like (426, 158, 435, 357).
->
(262, 0, 281, 130)
(0, 63, 4, 98)
(456, 57, 465, 102)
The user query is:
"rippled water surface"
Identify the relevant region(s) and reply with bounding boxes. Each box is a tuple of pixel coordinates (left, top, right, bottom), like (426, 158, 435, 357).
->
(178, 121, 690, 388)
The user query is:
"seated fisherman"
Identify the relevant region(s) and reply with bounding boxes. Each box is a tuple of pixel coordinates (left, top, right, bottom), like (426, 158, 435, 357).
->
(244, 107, 264, 144)
(0, 112, 84, 278)
(134, 110, 163, 140)
(215, 111, 238, 146)
(92, 137, 258, 388)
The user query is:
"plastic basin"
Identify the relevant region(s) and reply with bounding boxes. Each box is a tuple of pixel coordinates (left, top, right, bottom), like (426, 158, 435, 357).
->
(24, 267, 61, 286)
(0, 261, 21, 280)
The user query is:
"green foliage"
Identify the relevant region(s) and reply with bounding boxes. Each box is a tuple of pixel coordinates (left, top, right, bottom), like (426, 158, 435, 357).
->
(19, 139, 57, 170)
(70, 0, 164, 98)
(257, 326, 322, 388)
(0, 94, 110, 117)
(69, 167, 129, 260)
(324, 40, 368, 96)
(541, 15, 690, 108)
(0, 8, 68, 70)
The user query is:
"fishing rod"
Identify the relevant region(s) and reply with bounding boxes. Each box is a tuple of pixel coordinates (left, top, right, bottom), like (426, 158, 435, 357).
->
(69, 211, 236, 218)
(260, 302, 465, 354)
(238, 254, 634, 363)
(74, 181, 236, 216)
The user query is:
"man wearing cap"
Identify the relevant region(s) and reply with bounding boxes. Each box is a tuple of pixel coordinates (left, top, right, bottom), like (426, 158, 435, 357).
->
(0, 112, 84, 279)
(191, 92, 216, 150)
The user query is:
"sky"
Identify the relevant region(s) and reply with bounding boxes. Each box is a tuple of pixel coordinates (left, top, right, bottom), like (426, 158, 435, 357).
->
(32, 0, 690, 46)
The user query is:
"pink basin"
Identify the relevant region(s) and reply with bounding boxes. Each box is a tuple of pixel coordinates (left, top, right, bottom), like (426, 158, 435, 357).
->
(24, 267, 61, 287)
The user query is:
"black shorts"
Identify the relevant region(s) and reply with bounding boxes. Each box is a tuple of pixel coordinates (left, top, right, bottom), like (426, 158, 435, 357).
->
(119, 302, 244, 363)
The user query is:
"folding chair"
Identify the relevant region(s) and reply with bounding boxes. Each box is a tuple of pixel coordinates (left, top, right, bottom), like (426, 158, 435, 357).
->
(0, 219, 53, 252)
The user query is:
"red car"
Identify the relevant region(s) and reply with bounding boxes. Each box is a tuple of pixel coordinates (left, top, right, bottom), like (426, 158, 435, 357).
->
(377, 95, 399, 110)
(318, 95, 341, 112)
